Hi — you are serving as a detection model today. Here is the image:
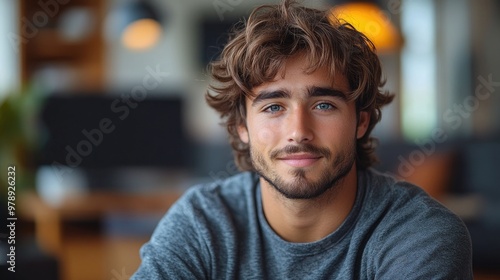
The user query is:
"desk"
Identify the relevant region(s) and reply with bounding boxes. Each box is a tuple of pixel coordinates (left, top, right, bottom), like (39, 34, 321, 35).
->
(19, 191, 182, 280)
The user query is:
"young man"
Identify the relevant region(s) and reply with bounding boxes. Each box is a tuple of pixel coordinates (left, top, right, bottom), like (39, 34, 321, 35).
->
(133, 1, 472, 279)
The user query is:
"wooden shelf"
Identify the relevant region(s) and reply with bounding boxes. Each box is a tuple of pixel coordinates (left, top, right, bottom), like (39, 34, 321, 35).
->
(20, 0, 105, 89)
(26, 30, 89, 59)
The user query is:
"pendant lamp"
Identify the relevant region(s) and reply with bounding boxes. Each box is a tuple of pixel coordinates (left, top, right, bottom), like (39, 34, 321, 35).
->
(330, 0, 403, 53)
(106, 0, 163, 51)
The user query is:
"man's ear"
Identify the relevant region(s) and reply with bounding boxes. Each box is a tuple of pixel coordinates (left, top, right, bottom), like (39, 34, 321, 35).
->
(237, 124, 249, 144)
(356, 111, 370, 139)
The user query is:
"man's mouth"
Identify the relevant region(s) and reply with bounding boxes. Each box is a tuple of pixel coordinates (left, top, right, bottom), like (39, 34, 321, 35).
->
(277, 153, 322, 168)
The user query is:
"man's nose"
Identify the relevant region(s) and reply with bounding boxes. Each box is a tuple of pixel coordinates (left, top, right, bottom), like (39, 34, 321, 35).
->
(286, 107, 314, 143)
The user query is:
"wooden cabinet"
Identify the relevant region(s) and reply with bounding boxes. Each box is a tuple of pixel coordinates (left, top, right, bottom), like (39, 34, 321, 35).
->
(19, 0, 105, 89)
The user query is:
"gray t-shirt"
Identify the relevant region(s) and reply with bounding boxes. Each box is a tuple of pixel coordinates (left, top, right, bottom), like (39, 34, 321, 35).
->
(132, 169, 472, 279)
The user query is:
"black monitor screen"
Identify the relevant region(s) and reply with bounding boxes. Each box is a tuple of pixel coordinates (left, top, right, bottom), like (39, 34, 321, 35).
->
(37, 93, 188, 169)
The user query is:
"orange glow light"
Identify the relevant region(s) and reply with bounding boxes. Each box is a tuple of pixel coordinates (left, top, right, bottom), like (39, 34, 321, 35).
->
(331, 2, 402, 53)
(122, 19, 162, 51)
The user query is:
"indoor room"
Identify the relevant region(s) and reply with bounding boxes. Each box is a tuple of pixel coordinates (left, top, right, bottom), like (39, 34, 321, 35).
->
(0, 0, 499, 279)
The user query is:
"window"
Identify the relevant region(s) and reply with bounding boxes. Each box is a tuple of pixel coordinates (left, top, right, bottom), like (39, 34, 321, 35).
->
(400, 0, 437, 139)
(0, 0, 20, 98)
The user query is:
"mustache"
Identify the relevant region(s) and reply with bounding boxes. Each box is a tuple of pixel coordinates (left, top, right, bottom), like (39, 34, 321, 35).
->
(270, 144, 331, 160)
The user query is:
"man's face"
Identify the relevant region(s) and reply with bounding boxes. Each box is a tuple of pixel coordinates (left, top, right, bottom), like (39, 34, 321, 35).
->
(237, 54, 369, 199)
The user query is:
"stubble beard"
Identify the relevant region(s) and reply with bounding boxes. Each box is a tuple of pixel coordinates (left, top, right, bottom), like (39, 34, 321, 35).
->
(251, 141, 356, 200)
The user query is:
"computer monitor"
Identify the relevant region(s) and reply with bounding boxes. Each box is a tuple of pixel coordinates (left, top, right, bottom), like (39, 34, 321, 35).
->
(37, 92, 189, 169)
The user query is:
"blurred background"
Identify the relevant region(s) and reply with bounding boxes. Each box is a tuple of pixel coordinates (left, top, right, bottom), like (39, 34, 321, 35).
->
(0, 0, 499, 279)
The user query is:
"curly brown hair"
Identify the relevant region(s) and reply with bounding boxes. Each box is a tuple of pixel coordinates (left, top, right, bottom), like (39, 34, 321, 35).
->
(206, 0, 394, 171)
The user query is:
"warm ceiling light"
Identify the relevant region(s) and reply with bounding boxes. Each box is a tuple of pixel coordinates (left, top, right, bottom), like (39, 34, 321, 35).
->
(331, 2, 403, 53)
(106, 0, 163, 51)
(122, 19, 162, 50)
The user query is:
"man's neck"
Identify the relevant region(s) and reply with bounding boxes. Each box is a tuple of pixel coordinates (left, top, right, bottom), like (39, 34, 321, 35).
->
(260, 166, 358, 243)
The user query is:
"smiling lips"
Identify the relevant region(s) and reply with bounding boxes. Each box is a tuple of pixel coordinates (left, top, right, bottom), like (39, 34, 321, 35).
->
(277, 153, 322, 168)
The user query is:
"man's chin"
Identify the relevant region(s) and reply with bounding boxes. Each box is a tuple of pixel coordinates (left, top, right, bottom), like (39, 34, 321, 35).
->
(273, 184, 330, 200)
(265, 177, 330, 200)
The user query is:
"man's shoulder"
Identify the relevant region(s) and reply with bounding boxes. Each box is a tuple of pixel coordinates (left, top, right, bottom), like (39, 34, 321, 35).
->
(359, 169, 472, 278)
(184, 171, 257, 203)
(359, 169, 470, 255)
(363, 168, 469, 247)
(153, 172, 258, 239)
(169, 171, 258, 221)
(363, 168, 465, 224)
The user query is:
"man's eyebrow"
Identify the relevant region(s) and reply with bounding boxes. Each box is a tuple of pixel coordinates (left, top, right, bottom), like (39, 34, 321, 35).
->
(251, 90, 290, 107)
(308, 86, 347, 100)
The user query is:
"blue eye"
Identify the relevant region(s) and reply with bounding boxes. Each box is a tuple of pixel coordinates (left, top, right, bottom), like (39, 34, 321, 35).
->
(316, 103, 333, 110)
(265, 105, 282, 112)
